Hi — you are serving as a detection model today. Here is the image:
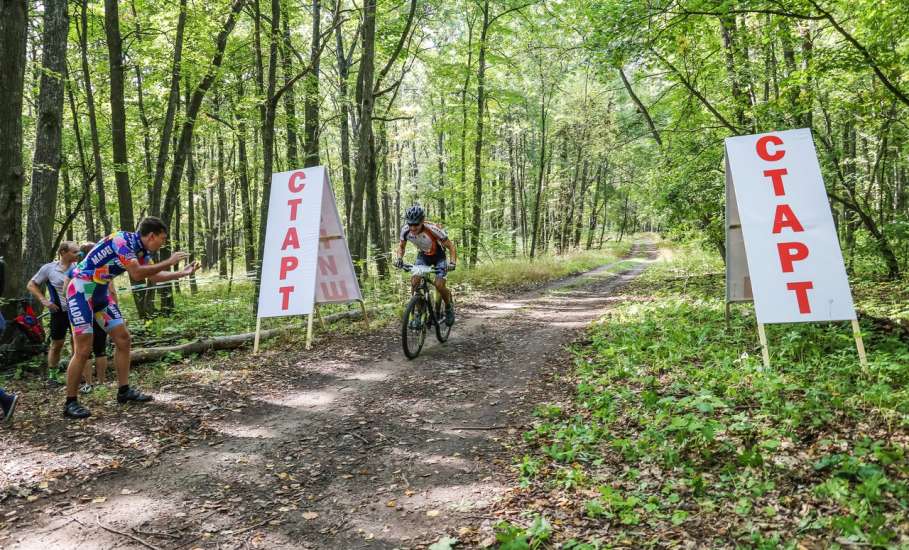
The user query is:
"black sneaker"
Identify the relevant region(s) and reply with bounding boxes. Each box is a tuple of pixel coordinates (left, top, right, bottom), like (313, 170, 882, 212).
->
(46, 378, 64, 389)
(1, 392, 18, 422)
(117, 388, 153, 404)
(445, 305, 455, 326)
(63, 400, 91, 419)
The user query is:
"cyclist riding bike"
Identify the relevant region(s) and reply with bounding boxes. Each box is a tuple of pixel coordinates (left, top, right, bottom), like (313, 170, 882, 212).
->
(393, 205, 458, 326)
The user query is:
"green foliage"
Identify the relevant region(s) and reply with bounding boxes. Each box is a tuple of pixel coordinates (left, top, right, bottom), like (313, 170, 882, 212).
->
(494, 515, 552, 550)
(513, 246, 909, 546)
(449, 244, 632, 292)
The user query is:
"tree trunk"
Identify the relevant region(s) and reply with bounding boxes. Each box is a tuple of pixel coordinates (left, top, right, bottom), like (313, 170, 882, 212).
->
(24, 0, 69, 285)
(161, 0, 247, 229)
(335, 15, 354, 227)
(217, 98, 229, 278)
(104, 0, 136, 230)
(129, 0, 153, 188)
(150, 0, 187, 216)
(281, 3, 299, 167)
(253, 0, 281, 311)
(469, 0, 489, 267)
(529, 92, 548, 258)
(303, 0, 322, 167)
(459, 14, 475, 252)
(236, 80, 256, 275)
(66, 76, 96, 241)
(0, 0, 27, 302)
(350, 0, 377, 278)
(187, 126, 198, 294)
(573, 160, 590, 247)
(79, 0, 111, 235)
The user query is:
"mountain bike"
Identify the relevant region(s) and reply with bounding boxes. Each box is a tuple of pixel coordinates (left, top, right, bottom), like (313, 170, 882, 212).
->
(0, 299, 49, 367)
(397, 263, 453, 359)
(0, 258, 49, 367)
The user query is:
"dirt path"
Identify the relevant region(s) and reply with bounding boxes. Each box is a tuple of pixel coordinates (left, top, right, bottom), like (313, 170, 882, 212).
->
(2, 245, 655, 549)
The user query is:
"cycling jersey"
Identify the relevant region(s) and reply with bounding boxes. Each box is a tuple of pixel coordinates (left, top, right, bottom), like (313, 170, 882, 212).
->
(71, 231, 150, 284)
(399, 222, 449, 257)
(66, 231, 148, 335)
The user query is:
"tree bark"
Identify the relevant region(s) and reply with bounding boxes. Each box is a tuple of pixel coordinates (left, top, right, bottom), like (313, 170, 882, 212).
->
(281, 3, 300, 167)
(253, 0, 281, 310)
(79, 0, 111, 235)
(529, 89, 548, 258)
(334, 12, 354, 227)
(66, 73, 96, 241)
(161, 0, 247, 229)
(350, 0, 377, 276)
(24, 0, 69, 284)
(150, 0, 187, 216)
(104, 0, 136, 229)
(469, 0, 490, 267)
(303, 0, 321, 167)
(235, 80, 256, 275)
(618, 67, 661, 146)
(0, 0, 27, 301)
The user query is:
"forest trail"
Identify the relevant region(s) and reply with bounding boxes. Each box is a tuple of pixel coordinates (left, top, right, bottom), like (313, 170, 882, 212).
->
(3, 244, 656, 549)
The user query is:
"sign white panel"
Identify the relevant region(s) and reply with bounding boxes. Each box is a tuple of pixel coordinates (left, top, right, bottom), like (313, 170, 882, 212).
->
(257, 167, 325, 318)
(725, 128, 855, 323)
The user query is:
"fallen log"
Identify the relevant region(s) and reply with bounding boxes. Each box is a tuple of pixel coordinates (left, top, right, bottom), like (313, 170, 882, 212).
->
(130, 306, 391, 364)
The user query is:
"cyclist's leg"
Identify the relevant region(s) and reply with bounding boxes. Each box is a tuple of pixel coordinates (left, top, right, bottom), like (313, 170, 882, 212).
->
(413, 253, 431, 293)
(92, 322, 108, 384)
(96, 301, 130, 387)
(47, 310, 69, 377)
(64, 279, 95, 400)
(431, 258, 452, 306)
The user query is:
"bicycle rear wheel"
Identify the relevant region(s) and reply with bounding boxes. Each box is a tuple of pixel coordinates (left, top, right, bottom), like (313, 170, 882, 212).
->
(402, 294, 427, 359)
(434, 293, 452, 343)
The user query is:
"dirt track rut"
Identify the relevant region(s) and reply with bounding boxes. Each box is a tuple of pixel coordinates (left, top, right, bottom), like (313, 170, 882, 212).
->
(4, 245, 655, 549)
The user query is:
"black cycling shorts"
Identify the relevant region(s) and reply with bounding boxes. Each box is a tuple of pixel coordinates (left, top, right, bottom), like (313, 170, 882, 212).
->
(92, 319, 108, 358)
(49, 310, 70, 341)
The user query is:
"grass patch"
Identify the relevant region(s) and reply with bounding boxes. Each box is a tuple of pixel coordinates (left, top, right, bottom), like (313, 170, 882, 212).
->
(512, 243, 909, 548)
(448, 242, 633, 293)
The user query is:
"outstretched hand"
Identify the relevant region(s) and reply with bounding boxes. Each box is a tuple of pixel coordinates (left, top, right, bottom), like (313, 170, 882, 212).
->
(168, 251, 189, 265)
(180, 261, 201, 276)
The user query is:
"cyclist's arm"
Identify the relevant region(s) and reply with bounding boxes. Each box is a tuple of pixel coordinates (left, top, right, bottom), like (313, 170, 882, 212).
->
(124, 251, 186, 281)
(147, 260, 199, 283)
(26, 280, 51, 307)
(396, 240, 407, 261)
(444, 239, 457, 264)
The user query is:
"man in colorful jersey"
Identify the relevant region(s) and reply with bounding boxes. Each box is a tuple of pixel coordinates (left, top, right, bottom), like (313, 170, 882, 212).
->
(62, 217, 199, 419)
(26, 241, 80, 381)
(393, 205, 458, 326)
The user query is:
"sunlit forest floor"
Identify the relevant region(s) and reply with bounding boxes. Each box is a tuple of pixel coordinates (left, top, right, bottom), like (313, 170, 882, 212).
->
(493, 245, 909, 548)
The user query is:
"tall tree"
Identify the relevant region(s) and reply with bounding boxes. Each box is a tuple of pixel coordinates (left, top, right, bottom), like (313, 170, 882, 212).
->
(0, 0, 28, 301)
(24, 0, 70, 283)
(302, 0, 322, 167)
(104, 0, 136, 229)
(77, 0, 111, 235)
(150, 0, 188, 216)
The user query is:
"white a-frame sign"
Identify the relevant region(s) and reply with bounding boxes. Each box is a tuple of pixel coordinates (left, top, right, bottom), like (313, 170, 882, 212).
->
(724, 128, 866, 368)
(255, 166, 364, 351)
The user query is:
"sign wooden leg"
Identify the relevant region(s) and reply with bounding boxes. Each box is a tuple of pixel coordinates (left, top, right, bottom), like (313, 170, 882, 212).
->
(305, 313, 314, 351)
(851, 318, 868, 369)
(757, 323, 771, 369)
(316, 305, 326, 330)
(359, 300, 369, 329)
(253, 317, 262, 354)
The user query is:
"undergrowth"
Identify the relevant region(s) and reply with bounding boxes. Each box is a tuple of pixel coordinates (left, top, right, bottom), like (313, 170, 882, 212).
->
(507, 243, 909, 548)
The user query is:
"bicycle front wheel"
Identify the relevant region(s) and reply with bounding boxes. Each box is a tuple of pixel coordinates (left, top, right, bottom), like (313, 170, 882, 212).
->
(402, 294, 427, 359)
